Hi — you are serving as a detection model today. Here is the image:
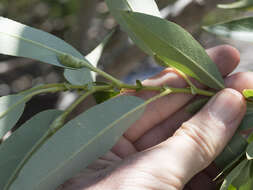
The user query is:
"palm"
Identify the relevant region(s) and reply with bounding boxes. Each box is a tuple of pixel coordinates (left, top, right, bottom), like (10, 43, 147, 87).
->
(58, 45, 251, 190)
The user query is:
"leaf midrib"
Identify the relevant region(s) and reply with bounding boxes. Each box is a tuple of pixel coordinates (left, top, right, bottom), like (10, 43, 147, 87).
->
(35, 98, 146, 188)
(123, 12, 224, 89)
(35, 91, 170, 188)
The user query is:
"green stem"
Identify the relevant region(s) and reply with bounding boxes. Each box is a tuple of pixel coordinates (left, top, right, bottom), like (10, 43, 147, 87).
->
(120, 83, 215, 97)
(49, 85, 112, 134)
(59, 54, 123, 87)
(0, 86, 67, 119)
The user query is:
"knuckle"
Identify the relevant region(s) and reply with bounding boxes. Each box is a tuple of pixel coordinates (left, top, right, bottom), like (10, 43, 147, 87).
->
(176, 121, 217, 165)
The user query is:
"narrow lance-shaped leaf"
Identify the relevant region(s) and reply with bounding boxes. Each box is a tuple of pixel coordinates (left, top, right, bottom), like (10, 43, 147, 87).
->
(232, 160, 252, 188)
(0, 95, 25, 139)
(203, 17, 253, 43)
(238, 113, 253, 131)
(64, 30, 114, 85)
(120, 11, 225, 90)
(0, 110, 62, 190)
(215, 133, 248, 169)
(218, 0, 253, 10)
(9, 95, 146, 190)
(105, 0, 161, 54)
(0, 17, 92, 83)
(220, 159, 248, 190)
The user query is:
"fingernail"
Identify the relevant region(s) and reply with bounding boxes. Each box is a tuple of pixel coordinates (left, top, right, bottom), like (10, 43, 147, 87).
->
(208, 89, 244, 124)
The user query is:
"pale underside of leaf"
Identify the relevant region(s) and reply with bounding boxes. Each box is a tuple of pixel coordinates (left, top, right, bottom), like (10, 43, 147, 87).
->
(0, 94, 26, 139)
(9, 95, 146, 190)
(120, 11, 224, 90)
(0, 110, 62, 190)
(203, 17, 253, 43)
(0, 17, 92, 82)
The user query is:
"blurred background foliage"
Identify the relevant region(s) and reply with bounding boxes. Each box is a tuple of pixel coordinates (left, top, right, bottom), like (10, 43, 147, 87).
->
(0, 0, 252, 119)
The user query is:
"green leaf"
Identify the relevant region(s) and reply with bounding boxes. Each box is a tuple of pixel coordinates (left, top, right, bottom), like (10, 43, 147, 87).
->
(64, 30, 114, 85)
(232, 161, 251, 188)
(216, 133, 248, 169)
(120, 11, 225, 90)
(218, 0, 253, 10)
(238, 113, 253, 131)
(243, 89, 253, 99)
(246, 142, 253, 160)
(93, 90, 120, 104)
(0, 110, 62, 190)
(228, 185, 237, 190)
(0, 17, 92, 82)
(9, 95, 146, 190)
(105, 0, 161, 54)
(220, 159, 248, 190)
(0, 94, 26, 139)
(185, 98, 209, 115)
(203, 17, 253, 43)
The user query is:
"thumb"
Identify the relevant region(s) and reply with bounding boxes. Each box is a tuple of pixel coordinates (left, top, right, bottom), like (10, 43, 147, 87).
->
(144, 89, 246, 188)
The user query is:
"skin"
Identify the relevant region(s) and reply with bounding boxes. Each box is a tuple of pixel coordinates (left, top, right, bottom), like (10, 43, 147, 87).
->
(58, 45, 251, 190)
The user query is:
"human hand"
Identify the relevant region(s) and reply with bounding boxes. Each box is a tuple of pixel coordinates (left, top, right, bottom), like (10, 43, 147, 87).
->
(58, 45, 250, 190)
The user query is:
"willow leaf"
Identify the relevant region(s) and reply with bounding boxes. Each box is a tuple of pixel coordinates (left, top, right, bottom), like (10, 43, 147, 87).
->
(220, 159, 248, 190)
(120, 11, 224, 90)
(216, 133, 248, 169)
(9, 95, 146, 190)
(64, 30, 114, 85)
(0, 17, 92, 82)
(232, 160, 251, 188)
(218, 0, 253, 9)
(203, 17, 253, 43)
(0, 110, 62, 190)
(105, 0, 161, 54)
(0, 94, 26, 139)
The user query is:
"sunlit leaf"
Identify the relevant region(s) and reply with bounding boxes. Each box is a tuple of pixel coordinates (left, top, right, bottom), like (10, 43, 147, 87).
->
(220, 159, 248, 190)
(9, 95, 146, 190)
(203, 17, 253, 43)
(0, 110, 62, 190)
(0, 17, 92, 82)
(246, 141, 253, 160)
(120, 11, 224, 90)
(64, 30, 114, 85)
(105, 0, 161, 54)
(216, 133, 248, 169)
(0, 95, 25, 139)
(218, 0, 253, 10)
(243, 89, 253, 100)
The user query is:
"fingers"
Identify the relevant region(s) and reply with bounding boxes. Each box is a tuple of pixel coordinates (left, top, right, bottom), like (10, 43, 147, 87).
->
(146, 89, 246, 188)
(134, 71, 253, 151)
(123, 45, 240, 142)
